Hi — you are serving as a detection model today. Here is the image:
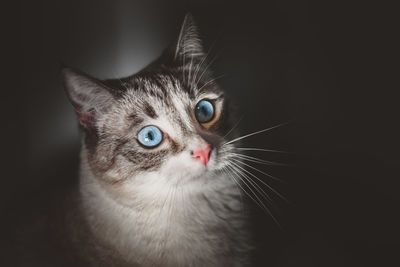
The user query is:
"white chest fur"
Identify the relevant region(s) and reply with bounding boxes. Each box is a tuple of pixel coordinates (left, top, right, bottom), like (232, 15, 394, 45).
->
(79, 166, 245, 267)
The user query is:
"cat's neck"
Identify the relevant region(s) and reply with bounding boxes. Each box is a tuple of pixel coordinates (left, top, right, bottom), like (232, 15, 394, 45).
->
(77, 150, 243, 267)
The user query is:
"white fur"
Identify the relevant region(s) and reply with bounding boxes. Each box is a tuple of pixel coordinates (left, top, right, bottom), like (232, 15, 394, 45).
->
(76, 73, 248, 266)
(79, 146, 246, 267)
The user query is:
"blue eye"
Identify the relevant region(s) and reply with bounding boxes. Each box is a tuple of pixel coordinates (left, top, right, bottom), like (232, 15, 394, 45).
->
(137, 125, 163, 148)
(195, 100, 214, 123)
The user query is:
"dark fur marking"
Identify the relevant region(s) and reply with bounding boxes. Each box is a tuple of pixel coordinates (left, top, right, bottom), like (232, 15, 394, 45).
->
(173, 113, 190, 135)
(185, 105, 197, 123)
(121, 149, 168, 172)
(170, 139, 185, 154)
(91, 138, 130, 174)
(129, 113, 144, 125)
(143, 102, 157, 118)
(152, 75, 170, 92)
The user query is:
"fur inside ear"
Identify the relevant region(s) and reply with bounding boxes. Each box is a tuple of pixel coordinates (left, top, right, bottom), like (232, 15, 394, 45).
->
(62, 67, 115, 129)
(174, 13, 204, 61)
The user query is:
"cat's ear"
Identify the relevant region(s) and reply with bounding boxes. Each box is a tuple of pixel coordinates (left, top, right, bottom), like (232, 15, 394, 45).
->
(173, 13, 205, 61)
(62, 67, 115, 129)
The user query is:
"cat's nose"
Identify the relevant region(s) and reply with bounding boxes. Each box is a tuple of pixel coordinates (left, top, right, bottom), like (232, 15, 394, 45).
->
(191, 145, 212, 166)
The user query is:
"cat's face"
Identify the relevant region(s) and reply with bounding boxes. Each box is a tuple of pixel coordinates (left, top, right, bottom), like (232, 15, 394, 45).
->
(91, 72, 234, 185)
(63, 15, 237, 203)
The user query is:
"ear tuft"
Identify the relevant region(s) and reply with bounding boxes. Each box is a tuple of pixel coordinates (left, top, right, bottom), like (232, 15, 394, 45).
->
(174, 13, 204, 61)
(62, 67, 115, 129)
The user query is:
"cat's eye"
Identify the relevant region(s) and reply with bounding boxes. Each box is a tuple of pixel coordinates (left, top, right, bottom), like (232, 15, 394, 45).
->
(195, 100, 214, 123)
(137, 125, 163, 148)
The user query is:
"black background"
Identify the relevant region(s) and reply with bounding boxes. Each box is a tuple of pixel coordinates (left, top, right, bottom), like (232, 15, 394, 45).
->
(6, 0, 400, 266)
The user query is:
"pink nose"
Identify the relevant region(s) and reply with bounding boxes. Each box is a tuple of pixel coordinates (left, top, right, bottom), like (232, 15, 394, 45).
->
(191, 145, 212, 166)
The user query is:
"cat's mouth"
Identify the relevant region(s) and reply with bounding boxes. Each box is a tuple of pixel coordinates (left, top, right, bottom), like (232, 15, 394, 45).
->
(157, 148, 219, 183)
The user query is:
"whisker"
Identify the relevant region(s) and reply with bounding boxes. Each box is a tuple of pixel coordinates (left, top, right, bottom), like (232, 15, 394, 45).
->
(224, 122, 289, 145)
(221, 166, 245, 207)
(196, 74, 226, 92)
(228, 163, 274, 204)
(194, 53, 219, 89)
(191, 41, 216, 91)
(227, 164, 282, 227)
(188, 52, 195, 89)
(230, 159, 289, 203)
(227, 165, 274, 213)
(225, 165, 264, 210)
(231, 153, 288, 166)
(182, 44, 187, 85)
(230, 156, 285, 183)
(236, 147, 293, 154)
(223, 116, 244, 139)
(231, 154, 271, 165)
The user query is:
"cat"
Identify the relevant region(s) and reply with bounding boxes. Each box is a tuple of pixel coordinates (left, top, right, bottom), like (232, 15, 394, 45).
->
(13, 14, 251, 267)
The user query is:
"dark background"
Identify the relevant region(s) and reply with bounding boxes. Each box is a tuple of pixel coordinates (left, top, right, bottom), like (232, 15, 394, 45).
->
(7, 0, 400, 266)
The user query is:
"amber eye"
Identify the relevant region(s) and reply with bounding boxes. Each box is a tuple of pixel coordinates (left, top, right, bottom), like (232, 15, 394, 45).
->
(195, 100, 214, 123)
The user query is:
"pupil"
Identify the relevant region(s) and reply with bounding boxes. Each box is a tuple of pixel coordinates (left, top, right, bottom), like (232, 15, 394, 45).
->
(201, 106, 207, 115)
(148, 131, 154, 141)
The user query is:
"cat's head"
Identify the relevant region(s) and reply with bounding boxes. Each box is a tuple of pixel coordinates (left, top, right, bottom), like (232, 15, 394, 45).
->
(63, 14, 238, 201)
